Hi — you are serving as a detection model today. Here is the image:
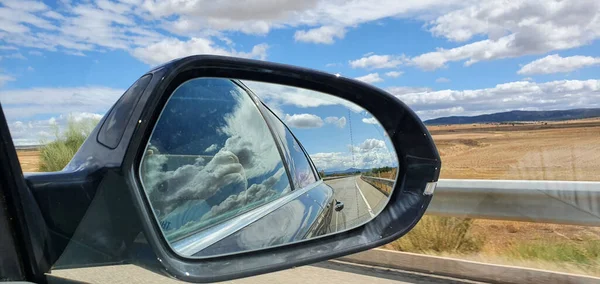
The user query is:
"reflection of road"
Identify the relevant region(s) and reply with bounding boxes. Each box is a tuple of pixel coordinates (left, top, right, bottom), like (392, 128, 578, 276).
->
(325, 176, 387, 231)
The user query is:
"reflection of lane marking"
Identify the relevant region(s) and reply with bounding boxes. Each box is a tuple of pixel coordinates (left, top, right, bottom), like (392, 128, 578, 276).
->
(355, 177, 375, 218)
(335, 209, 338, 231)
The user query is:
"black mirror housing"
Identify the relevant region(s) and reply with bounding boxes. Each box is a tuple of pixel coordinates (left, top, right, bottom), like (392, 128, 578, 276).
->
(119, 55, 441, 282)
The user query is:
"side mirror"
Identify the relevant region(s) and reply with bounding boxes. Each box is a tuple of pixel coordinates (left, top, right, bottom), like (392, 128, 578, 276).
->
(125, 56, 440, 282)
(28, 55, 439, 283)
(335, 200, 344, 212)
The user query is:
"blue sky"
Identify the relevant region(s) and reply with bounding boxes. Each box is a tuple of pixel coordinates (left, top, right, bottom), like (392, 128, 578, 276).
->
(1, 0, 600, 169)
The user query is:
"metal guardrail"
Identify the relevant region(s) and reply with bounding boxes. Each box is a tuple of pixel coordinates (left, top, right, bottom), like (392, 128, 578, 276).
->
(361, 176, 600, 226)
(360, 176, 394, 196)
(322, 176, 351, 181)
(360, 176, 395, 186)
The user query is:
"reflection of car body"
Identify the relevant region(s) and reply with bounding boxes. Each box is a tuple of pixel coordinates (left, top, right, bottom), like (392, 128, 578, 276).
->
(144, 79, 341, 256)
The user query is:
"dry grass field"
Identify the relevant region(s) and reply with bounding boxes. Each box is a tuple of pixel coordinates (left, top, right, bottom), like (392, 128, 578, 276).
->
(15, 118, 600, 276)
(17, 148, 41, 172)
(430, 118, 600, 181)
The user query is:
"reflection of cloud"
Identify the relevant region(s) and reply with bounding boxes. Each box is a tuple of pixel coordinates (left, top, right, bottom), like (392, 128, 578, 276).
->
(325, 116, 346, 128)
(358, 138, 385, 151)
(284, 113, 324, 128)
(201, 167, 286, 221)
(362, 117, 378, 125)
(144, 150, 247, 215)
(220, 90, 283, 178)
(204, 143, 218, 153)
(243, 80, 363, 112)
(311, 139, 396, 171)
(141, 79, 289, 225)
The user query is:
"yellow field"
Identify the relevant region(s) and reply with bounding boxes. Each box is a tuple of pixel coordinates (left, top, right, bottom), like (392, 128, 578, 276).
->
(431, 119, 600, 181)
(16, 118, 600, 276)
(17, 149, 41, 172)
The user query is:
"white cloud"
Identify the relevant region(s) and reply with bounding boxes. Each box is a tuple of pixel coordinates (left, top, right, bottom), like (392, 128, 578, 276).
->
(355, 73, 383, 84)
(435, 77, 450, 83)
(349, 54, 406, 69)
(0, 74, 15, 86)
(358, 138, 386, 151)
(0, 0, 460, 59)
(284, 113, 324, 128)
(0, 45, 17, 50)
(385, 71, 403, 78)
(204, 144, 218, 153)
(388, 79, 600, 120)
(27, 66, 34, 71)
(43, 10, 65, 20)
(324, 116, 346, 128)
(131, 38, 268, 65)
(201, 167, 286, 221)
(310, 137, 395, 171)
(412, 1, 600, 70)
(219, 91, 285, 179)
(7, 112, 102, 146)
(0, 86, 124, 119)
(13, 0, 595, 68)
(415, 106, 465, 119)
(294, 26, 345, 44)
(362, 117, 379, 125)
(3, 52, 26, 60)
(28, 50, 43, 56)
(518, 54, 600, 75)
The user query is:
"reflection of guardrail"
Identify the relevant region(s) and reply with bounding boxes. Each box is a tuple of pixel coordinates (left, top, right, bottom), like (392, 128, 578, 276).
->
(360, 176, 394, 196)
(322, 176, 354, 181)
(362, 176, 600, 226)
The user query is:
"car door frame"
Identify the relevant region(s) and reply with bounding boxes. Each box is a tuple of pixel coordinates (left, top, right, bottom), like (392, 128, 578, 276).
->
(0, 104, 51, 283)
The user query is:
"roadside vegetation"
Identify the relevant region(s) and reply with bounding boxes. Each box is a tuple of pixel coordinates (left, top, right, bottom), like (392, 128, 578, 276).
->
(388, 216, 484, 254)
(509, 240, 600, 266)
(39, 117, 99, 172)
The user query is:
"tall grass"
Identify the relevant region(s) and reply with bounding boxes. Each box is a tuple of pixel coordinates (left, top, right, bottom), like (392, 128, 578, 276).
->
(509, 240, 600, 265)
(39, 117, 99, 172)
(389, 216, 484, 254)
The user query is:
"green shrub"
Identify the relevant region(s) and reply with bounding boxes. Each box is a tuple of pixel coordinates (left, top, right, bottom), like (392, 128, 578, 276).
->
(389, 216, 484, 254)
(509, 240, 600, 265)
(39, 117, 99, 172)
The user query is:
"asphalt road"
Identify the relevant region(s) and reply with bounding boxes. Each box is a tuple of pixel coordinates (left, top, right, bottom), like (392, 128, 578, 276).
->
(325, 176, 388, 231)
(48, 260, 483, 284)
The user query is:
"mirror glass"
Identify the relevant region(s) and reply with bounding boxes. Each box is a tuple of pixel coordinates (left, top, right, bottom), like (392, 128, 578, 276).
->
(139, 77, 398, 257)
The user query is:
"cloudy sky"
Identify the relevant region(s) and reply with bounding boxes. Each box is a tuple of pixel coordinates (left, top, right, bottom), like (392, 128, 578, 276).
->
(1, 0, 599, 152)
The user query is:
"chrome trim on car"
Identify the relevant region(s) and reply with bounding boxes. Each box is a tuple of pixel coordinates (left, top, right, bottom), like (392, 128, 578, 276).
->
(172, 180, 325, 256)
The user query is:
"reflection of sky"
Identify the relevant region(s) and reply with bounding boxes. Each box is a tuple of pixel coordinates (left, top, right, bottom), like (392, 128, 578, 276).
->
(243, 80, 397, 171)
(142, 78, 292, 240)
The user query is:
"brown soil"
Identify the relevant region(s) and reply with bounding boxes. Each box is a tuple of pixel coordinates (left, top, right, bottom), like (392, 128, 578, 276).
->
(17, 149, 40, 172)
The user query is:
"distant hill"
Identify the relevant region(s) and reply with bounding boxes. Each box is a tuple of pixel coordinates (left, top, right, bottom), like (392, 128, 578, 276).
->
(324, 167, 369, 175)
(424, 108, 600, 125)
